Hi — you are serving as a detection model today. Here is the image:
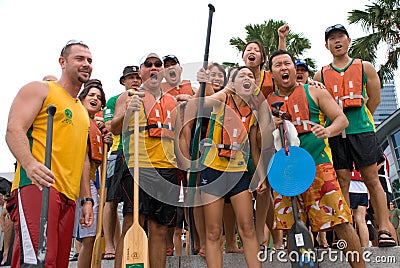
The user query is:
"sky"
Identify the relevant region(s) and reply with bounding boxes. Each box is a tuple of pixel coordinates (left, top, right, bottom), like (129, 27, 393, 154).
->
(0, 0, 398, 173)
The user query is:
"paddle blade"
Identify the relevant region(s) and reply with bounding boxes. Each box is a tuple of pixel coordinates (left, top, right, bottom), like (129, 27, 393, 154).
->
(90, 235, 103, 268)
(268, 146, 316, 197)
(123, 223, 149, 268)
(288, 221, 316, 267)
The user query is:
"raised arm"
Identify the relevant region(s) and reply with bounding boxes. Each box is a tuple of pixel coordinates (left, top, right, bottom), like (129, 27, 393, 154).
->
(278, 24, 289, 50)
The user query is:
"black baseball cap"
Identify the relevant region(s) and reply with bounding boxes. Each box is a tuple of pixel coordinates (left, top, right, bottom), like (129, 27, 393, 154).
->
(162, 54, 180, 65)
(325, 24, 349, 42)
(119, 65, 140, 85)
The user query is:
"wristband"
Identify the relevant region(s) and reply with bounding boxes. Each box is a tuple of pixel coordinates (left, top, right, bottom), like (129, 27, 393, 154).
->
(80, 197, 94, 206)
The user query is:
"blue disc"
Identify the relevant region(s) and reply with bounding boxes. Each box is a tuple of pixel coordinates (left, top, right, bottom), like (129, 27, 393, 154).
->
(267, 146, 316, 197)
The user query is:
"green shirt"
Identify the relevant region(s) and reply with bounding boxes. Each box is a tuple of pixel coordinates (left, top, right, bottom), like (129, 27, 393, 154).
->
(103, 94, 123, 152)
(298, 84, 332, 165)
(389, 208, 400, 229)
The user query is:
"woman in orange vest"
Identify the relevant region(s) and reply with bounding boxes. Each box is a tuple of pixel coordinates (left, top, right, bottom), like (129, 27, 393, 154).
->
(188, 66, 269, 268)
(72, 79, 112, 268)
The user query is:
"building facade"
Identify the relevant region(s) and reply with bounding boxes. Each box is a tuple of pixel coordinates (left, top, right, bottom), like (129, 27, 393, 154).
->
(373, 81, 398, 126)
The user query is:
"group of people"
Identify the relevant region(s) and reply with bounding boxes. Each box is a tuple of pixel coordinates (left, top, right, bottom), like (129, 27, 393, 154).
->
(4, 22, 399, 268)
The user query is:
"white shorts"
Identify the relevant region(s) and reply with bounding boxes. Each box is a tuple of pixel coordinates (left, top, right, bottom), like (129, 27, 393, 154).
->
(72, 180, 99, 239)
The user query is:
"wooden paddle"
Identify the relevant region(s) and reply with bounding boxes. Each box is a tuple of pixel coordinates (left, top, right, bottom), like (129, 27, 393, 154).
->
(122, 91, 148, 267)
(270, 101, 316, 268)
(91, 142, 108, 268)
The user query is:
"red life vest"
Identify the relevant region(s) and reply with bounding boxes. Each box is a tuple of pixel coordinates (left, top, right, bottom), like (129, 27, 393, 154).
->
(141, 91, 177, 139)
(350, 169, 363, 181)
(217, 93, 253, 159)
(88, 118, 103, 163)
(322, 59, 364, 109)
(267, 85, 313, 134)
(161, 80, 194, 97)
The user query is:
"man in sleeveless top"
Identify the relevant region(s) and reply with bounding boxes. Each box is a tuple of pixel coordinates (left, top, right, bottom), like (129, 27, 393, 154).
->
(314, 24, 397, 247)
(268, 50, 364, 267)
(5, 40, 94, 267)
(115, 53, 179, 268)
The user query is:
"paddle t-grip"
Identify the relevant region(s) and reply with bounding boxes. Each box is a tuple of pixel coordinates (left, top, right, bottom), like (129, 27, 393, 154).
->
(128, 89, 145, 97)
(271, 101, 284, 112)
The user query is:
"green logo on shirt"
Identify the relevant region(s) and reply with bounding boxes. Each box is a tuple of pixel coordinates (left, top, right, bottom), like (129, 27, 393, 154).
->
(65, 109, 72, 119)
(62, 109, 73, 125)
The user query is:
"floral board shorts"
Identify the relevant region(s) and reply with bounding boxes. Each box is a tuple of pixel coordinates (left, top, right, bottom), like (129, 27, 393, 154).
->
(273, 163, 352, 232)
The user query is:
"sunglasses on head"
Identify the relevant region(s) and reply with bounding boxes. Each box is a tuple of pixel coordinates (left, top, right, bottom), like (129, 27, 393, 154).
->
(143, 61, 163, 68)
(325, 24, 345, 34)
(84, 79, 102, 89)
(60, 39, 87, 56)
(163, 54, 179, 62)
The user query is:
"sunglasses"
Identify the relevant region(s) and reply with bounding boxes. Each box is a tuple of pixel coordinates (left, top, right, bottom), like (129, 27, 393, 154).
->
(325, 24, 345, 33)
(162, 55, 179, 63)
(60, 39, 87, 56)
(143, 61, 163, 68)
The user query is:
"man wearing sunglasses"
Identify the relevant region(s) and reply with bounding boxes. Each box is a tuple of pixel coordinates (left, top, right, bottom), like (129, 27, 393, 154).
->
(314, 24, 397, 247)
(113, 53, 180, 268)
(5, 40, 94, 267)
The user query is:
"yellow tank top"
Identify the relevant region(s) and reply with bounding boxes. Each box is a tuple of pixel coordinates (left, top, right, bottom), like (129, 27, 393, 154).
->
(201, 104, 255, 172)
(12, 81, 89, 200)
(124, 104, 177, 169)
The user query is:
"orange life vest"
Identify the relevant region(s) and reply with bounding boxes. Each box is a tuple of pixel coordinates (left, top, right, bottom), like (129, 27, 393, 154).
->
(141, 91, 177, 139)
(89, 118, 103, 163)
(161, 80, 194, 97)
(267, 85, 313, 134)
(207, 93, 252, 159)
(322, 59, 364, 109)
(260, 71, 274, 99)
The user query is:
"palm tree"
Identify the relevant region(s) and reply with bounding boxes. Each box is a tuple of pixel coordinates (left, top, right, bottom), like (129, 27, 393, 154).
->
(348, 0, 400, 82)
(229, 19, 316, 75)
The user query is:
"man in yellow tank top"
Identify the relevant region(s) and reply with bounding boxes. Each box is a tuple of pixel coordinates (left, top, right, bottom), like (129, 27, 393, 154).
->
(120, 53, 180, 268)
(5, 40, 94, 267)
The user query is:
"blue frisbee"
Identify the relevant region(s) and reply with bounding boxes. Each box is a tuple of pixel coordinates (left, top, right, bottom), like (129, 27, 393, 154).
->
(267, 146, 316, 197)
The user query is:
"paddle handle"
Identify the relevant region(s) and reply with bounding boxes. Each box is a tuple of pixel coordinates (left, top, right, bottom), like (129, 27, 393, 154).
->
(37, 104, 56, 267)
(133, 97, 140, 225)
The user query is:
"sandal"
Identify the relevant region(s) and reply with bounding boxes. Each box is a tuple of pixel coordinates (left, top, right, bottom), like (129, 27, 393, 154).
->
(198, 248, 206, 257)
(69, 252, 79, 261)
(377, 230, 396, 247)
(103, 252, 115, 260)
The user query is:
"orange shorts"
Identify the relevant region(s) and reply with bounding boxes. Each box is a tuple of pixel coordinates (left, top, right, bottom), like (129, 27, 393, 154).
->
(273, 163, 352, 232)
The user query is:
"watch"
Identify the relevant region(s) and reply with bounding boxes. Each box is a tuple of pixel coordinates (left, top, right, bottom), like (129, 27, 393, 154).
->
(80, 197, 94, 206)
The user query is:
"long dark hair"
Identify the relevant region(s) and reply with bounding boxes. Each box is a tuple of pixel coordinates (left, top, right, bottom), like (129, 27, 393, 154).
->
(242, 40, 266, 70)
(78, 79, 106, 108)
